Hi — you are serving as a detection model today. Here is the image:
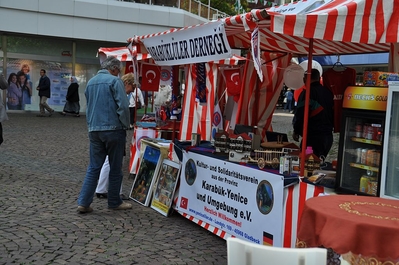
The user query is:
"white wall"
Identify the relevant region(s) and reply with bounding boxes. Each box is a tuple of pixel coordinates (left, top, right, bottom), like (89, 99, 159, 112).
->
(0, 0, 208, 43)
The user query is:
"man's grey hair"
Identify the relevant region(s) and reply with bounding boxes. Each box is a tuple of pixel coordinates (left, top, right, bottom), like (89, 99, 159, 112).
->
(101, 57, 122, 72)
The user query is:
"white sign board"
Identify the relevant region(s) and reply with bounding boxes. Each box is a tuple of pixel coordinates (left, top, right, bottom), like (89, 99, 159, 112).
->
(142, 21, 232, 66)
(176, 151, 284, 246)
(267, 0, 332, 14)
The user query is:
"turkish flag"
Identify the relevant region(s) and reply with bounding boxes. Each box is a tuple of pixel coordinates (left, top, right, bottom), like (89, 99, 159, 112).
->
(179, 197, 188, 209)
(224, 68, 241, 102)
(125, 61, 133, 74)
(141, 63, 161, 92)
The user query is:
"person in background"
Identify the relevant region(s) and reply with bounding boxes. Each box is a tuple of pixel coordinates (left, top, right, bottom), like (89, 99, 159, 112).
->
(123, 73, 145, 130)
(77, 57, 131, 213)
(95, 73, 136, 200)
(0, 74, 9, 145)
(36, 69, 54, 117)
(61, 76, 80, 117)
(6, 73, 22, 110)
(284, 88, 294, 113)
(20, 64, 32, 105)
(16, 71, 32, 110)
(292, 69, 334, 159)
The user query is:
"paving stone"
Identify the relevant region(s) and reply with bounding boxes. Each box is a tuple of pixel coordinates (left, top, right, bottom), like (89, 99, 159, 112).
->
(0, 113, 228, 265)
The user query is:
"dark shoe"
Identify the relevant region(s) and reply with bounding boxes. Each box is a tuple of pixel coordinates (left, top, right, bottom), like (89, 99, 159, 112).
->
(60, 112, 66, 116)
(36, 114, 45, 117)
(75, 114, 80, 117)
(96, 193, 108, 199)
(48, 109, 55, 117)
(110, 202, 132, 210)
(77, 206, 93, 213)
(120, 194, 129, 200)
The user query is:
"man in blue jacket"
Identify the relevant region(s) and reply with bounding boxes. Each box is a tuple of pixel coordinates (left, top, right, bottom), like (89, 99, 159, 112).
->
(77, 57, 131, 213)
(36, 69, 54, 117)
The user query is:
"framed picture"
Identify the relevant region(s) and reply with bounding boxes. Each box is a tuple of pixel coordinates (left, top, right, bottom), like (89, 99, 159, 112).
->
(130, 145, 162, 206)
(150, 159, 181, 216)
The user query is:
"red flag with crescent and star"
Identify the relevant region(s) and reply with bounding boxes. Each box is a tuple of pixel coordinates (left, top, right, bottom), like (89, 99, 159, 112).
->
(141, 63, 161, 91)
(224, 68, 241, 102)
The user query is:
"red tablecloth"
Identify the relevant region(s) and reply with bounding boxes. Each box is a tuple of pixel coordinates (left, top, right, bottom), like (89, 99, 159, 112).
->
(297, 195, 399, 262)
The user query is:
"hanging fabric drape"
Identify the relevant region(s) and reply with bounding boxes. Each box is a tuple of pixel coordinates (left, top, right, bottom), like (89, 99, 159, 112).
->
(179, 62, 217, 141)
(235, 52, 292, 140)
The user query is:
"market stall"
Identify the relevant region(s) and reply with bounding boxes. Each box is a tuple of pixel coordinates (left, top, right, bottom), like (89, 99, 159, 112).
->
(100, 0, 399, 251)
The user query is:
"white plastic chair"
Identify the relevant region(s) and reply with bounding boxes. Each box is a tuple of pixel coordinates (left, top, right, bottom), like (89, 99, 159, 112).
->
(227, 237, 327, 265)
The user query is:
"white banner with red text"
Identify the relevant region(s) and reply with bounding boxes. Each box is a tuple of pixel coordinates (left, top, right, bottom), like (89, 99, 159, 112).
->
(141, 21, 232, 66)
(175, 151, 284, 246)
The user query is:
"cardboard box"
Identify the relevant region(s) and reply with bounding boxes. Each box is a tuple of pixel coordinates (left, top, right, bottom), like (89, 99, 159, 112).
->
(363, 71, 399, 87)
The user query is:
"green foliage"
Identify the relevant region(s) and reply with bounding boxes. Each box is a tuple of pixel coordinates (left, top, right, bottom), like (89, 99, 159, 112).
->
(199, 0, 249, 16)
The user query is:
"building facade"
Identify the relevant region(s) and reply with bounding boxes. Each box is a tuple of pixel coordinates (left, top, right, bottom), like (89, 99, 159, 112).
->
(0, 0, 207, 112)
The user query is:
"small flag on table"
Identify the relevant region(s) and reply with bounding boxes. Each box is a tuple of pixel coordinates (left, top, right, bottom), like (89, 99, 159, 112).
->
(263, 231, 273, 246)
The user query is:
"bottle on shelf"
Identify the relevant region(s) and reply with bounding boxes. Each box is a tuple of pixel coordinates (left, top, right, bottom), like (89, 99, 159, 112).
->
(359, 170, 377, 195)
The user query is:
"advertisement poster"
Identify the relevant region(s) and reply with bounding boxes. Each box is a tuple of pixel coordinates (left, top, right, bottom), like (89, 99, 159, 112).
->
(150, 159, 181, 216)
(176, 152, 284, 246)
(6, 59, 72, 111)
(343, 86, 388, 111)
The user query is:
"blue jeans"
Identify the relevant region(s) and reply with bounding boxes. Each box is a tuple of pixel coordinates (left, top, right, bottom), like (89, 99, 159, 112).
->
(284, 99, 292, 111)
(78, 129, 126, 208)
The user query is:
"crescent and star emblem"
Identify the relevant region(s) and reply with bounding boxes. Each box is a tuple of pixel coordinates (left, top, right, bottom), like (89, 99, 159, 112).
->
(231, 73, 239, 86)
(146, 70, 156, 83)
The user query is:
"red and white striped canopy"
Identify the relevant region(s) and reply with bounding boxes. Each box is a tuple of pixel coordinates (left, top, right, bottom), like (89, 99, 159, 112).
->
(269, 0, 399, 44)
(97, 47, 151, 61)
(214, 54, 247, 65)
(130, 0, 396, 57)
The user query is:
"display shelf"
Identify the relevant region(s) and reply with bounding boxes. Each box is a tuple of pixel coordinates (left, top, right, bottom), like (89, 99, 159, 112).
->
(351, 137, 382, 146)
(349, 162, 379, 173)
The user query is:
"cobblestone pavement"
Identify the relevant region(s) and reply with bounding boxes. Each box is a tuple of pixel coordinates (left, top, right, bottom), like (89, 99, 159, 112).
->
(0, 112, 226, 265)
(0, 110, 339, 265)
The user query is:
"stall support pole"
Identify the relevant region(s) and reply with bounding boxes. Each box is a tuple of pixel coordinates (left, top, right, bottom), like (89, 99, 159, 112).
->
(173, 65, 180, 96)
(299, 38, 314, 177)
(251, 77, 260, 127)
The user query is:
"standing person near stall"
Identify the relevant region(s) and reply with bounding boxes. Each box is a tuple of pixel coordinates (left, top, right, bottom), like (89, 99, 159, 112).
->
(284, 88, 294, 113)
(292, 69, 334, 159)
(61, 76, 80, 117)
(77, 57, 131, 213)
(123, 73, 144, 130)
(95, 73, 136, 199)
(36, 69, 54, 117)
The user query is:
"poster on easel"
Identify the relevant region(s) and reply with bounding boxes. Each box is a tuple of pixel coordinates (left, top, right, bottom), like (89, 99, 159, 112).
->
(150, 159, 181, 216)
(129, 145, 162, 206)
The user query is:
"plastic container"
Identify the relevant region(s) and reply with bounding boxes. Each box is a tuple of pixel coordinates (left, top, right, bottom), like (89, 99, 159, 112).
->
(305, 146, 313, 155)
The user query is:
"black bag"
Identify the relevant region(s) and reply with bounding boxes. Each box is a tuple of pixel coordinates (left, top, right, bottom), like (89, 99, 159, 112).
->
(136, 101, 142, 109)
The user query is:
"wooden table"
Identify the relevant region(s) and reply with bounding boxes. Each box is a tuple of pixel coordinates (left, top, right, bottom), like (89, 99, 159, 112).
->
(296, 195, 399, 264)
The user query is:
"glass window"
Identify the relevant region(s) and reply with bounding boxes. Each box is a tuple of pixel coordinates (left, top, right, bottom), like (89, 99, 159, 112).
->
(7, 36, 72, 57)
(75, 40, 125, 60)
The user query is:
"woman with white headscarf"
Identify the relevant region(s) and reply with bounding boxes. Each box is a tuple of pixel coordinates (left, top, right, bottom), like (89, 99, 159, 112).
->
(61, 76, 80, 117)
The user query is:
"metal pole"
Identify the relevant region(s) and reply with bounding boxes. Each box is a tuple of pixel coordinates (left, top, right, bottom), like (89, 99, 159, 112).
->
(207, 0, 210, 20)
(299, 38, 314, 177)
(72, 42, 76, 76)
